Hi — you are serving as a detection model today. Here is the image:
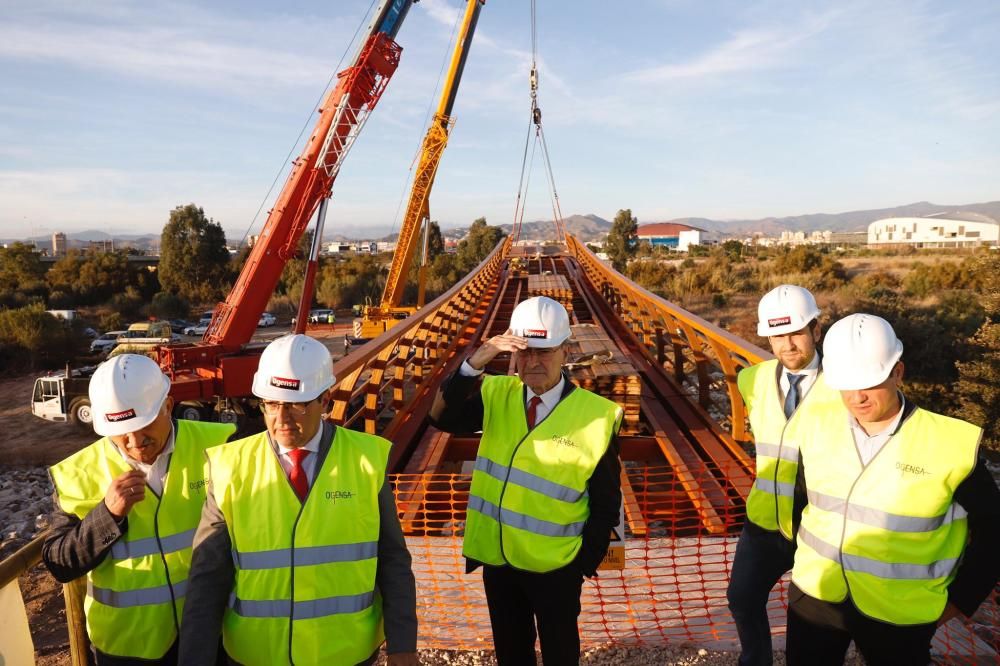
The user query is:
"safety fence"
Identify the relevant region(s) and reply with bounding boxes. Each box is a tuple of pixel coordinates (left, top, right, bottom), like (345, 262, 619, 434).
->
(1, 463, 996, 663)
(392, 464, 1000, 663)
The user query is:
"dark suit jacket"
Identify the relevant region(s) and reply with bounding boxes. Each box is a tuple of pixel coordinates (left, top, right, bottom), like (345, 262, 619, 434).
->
(178, 421, 418, 665)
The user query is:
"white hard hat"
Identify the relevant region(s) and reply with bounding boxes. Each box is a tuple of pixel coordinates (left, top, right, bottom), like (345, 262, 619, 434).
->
(89, 354, 171, 437)
(757, 285, 821, 336)
(822, 313, 904, 390)
(252, 334, 334, 402)
(509, 296, 571, 348)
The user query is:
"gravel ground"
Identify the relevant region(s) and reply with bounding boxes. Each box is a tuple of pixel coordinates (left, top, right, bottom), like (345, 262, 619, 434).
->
(0, 464, 54, 559)
(373, 645, 864, 665)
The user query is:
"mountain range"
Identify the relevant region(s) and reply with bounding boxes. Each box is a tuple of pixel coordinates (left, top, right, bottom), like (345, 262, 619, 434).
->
(5, 201, 997, 249)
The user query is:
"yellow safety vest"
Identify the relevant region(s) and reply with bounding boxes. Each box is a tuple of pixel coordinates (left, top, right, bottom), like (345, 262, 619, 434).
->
(207, 425, 390, 665)
(792, 406, 981, 624)
(463, 376, 621, 572)
(49, 420, 235, 659)
(738, 359, 838, 539)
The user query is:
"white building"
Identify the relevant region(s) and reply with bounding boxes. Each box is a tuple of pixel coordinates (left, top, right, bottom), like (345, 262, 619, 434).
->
(868, 214, 999, 248)
(677, 229, 722, 251)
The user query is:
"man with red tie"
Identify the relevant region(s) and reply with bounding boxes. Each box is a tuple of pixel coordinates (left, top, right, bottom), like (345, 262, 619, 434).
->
(432, 296, 623, 665)
(179, 334, 418, 666)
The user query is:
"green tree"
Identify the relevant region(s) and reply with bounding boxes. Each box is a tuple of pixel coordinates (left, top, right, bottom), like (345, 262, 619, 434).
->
(159, 204, 231, 303)
(0, 243, 47, 307)
(426, 221, 445, 261)
(47, 250, 143, 306)
(0, 304, 82, 373)
(455, 217, 504, 272)
(605, 209, 638, 272)
(316, 254, 384, 309)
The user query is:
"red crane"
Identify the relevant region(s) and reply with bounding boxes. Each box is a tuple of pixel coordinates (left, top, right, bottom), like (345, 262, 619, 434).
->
(157, 0, 417, 425)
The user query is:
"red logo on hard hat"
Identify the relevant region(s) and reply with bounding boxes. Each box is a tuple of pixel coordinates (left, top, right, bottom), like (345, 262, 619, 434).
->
(270, 376, 301, 390)
(523, 329, 549, 339)
(767, 316, 792, 327)
(105, 409, 137, 423)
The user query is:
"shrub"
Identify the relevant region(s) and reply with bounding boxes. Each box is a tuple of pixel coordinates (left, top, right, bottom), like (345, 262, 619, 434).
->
(0, 304, 82, 373)
(149, 291, 190, 319)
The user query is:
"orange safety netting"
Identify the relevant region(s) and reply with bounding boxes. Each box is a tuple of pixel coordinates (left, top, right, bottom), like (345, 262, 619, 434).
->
(390, 464, 1000, 661)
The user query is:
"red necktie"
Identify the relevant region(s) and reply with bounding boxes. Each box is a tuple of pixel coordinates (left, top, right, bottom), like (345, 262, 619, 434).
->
(287, 448, 310, 502)
(526, 396, 543, 430)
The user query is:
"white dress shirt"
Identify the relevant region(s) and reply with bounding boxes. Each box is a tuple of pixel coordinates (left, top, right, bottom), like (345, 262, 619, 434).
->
(849, 394, 906, 466)
(273, 427, 323, 486)
(460, 359, 565, 423)
(779, 352, 821, 405)
(116, 424, 175, 496)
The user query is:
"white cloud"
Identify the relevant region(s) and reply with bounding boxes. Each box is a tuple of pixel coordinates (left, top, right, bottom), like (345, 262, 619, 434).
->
(626, 10, 840, 84)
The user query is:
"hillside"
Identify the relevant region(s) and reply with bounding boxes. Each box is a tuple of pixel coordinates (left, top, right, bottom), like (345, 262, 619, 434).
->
(6, 201, 997, 248)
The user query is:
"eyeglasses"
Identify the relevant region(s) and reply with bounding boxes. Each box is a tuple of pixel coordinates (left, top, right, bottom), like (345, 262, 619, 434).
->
(517, 346, 562, 360)
(259, 400, 315, 416)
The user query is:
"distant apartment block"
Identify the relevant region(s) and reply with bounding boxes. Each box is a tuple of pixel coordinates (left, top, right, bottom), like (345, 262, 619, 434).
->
(868, 214, 999, 248)
(52, 232, 67, 256)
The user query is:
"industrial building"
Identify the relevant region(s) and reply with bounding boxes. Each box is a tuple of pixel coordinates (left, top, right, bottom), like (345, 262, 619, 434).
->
(637, 222, 712, 249)
(868, 214, 999, 248)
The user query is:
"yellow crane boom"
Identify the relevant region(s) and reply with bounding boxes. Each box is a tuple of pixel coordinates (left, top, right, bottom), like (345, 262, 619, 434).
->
(356, 0, 485, 339)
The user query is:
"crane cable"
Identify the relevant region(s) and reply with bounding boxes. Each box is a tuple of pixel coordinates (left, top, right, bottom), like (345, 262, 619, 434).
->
(387, 5, 466, 246)
(511, 0, 566, 245)
(236, 0, 380, 250)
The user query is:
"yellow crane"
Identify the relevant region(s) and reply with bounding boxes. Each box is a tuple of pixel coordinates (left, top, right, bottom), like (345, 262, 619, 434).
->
(355, 0, 485, 340)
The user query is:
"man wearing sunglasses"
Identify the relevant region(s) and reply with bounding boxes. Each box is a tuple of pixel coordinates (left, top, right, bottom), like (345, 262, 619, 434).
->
(432, 296, 623, 665)
(180, 334, 418, 666)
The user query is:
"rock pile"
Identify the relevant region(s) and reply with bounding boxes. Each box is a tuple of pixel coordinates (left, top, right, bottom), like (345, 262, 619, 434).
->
(0, 464, 54, 559)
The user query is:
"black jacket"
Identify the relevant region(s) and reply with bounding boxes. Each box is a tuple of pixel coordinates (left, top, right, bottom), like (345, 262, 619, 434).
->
(434, 367, 623, 578)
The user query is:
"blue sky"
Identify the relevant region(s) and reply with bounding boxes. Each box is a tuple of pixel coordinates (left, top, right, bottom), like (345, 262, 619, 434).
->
(2, 0, 999, 240)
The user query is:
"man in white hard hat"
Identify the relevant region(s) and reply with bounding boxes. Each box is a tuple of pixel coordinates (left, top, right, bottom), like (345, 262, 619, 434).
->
(787, 313, 1000, 665)
(727, 284, 838, 666)
(432, 296, 623, 665)
(179, 334, 418, 666)
(43, 354, 236, 665)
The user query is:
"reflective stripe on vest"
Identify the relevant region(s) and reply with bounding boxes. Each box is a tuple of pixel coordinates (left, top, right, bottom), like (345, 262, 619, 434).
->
(737, 360, 838, 539)
(208, 424, 389, 666)
(110, 527, 196, 560)
(798, 526, 961, 580)
(793, 406, 981, 625)
(474, 456, 588, 504)
(467, 495, 586, 538)
(754, 477, 795, 498)
(50, 420, 234, 659)
(463, 375, 620, 573)
(806, 489, 968, 533)
(228, 590, 375, 619)
(231, 542, 379, 570)
(89, 579, 188, 607)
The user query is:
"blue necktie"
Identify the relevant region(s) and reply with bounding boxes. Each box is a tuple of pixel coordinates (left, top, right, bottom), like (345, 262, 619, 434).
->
(784, 373, 803, 419)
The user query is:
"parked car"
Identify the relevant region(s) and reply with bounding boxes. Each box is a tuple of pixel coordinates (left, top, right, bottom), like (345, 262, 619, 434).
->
(90, 331, 127, 355)
(258, 312, 276, 327)
(184, 322, 210, 336)
(308, 309, 335, 324)
(167, 319, 190, 334)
